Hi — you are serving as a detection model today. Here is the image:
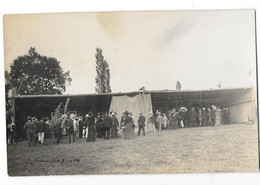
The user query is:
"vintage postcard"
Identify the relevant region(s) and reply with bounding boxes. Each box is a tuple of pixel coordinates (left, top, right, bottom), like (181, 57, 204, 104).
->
(4, 10, 258, 176)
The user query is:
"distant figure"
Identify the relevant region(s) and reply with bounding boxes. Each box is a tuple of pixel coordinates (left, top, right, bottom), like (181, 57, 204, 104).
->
(173, 109, 180, 129)
(123, 111, 135, 139)
(53, 117, 62, 144)
(86, 111, 96, 142)
(156, 112, 164, 130)
(217, 79, 222, 88)
(189, 107, 198, 127)
(202, 107, 208, 126)
(65, 114, 75, 143)
(103, 111, 112, 140)
(198, 109, 203, 127)
(23, 117, 36, 147)
(162, 113, 168, 129)
(215, 107, 222, 126)
(210, 107, 216, 126)
(96, 113, 103, 138)
(10, 122, 17, 145)
(168, 110, 174, 129)
(176, 81, 181, 90)
(207, 108, 212, 126)
(37, 117, 46, 144)
(224, 108, 231, 124)
(137, 112, 146, 136)
(148, 112, 156, 132)
(111, 112, 119, 138)
(78, 116, 84, 139)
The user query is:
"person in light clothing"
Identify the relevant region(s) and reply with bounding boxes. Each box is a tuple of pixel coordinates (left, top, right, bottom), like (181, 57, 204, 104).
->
(162, 113, 168, 129)
(148, 112, 156, 132)
(156, 112, 164, 130)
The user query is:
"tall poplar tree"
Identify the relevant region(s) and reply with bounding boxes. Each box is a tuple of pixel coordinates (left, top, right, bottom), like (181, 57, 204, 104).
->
(95, 48, 112, 93)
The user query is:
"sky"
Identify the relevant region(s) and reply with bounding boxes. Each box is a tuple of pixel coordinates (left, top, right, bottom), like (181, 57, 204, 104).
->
(4, 10, 257, 94)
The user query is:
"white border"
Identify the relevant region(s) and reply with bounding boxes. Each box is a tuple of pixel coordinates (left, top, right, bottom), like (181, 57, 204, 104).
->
(1, 0, 260, 185)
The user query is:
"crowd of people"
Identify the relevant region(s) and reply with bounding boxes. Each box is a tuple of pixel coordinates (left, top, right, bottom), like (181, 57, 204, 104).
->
(7, 105, 231, 147)
(153, 106, 231, 131)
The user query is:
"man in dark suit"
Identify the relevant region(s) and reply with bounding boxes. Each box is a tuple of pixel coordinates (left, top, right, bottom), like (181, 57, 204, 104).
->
(23, 117, 36, 147)
(189, 107, 198, 127)
(137, 112, 146, 136)
(103, 111, 112, 140)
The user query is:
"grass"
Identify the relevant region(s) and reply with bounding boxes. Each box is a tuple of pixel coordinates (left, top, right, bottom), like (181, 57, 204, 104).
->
(7, 123, 259, 176)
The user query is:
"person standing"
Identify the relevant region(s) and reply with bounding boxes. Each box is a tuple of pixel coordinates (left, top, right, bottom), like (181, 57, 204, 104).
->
(53, 117, 62, 144)
(37, 117, 46, 144)
(156, 112, 164, 131)
(198, 109, 203, 127)
(173, 110, 180, 129)
(65, 114, 75, 143)
(73, 116, 79, 140)
(226, 108, 231, 124)
(162, 113, 168, 129)
(9, 122, 17, 145)
(210, 106, 216, 126)
(103, 111, 112, 140)
(32, 117, 39, 143)
(111, 112, 119, 138)
(148, 112, 156, 132)
(78, 116, 84, 139)
(137, 112, 146, 136)
(168, 110, 174, 129)
(202, 107, 208, 126)
(123, 111, 135, 139)
(86, 111, 96, 142)
(96, 113, 103, 138)
(23, 117, 36, 147)
(189, 107, 198, 127)
(215, 106, 222, 126)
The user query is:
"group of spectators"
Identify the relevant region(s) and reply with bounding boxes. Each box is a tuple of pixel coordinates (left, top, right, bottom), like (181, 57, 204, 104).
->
(7, 105, 231, 147)
(150, 106, 231, 131)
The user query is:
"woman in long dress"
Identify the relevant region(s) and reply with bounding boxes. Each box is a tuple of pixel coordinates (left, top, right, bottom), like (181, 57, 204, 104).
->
(123, 111, 135, 139)
(111, 113, 119, 138)
(86, 111, 96, 142)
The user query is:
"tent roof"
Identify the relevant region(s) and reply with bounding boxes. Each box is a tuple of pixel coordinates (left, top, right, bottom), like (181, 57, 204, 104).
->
(13, 86, 253, 99)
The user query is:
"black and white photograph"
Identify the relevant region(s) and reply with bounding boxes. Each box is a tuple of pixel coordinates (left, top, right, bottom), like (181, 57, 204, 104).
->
(3, 9, 259, 177)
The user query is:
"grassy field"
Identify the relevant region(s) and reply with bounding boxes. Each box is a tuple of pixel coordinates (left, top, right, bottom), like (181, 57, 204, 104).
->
(7, 123, 259, 176)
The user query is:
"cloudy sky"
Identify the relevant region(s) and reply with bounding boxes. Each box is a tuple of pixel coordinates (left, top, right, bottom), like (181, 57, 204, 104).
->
(4, 10, 256, 94)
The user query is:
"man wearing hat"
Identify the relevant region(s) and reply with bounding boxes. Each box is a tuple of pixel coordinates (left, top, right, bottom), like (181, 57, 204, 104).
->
(189, 107, 198, 127)
(137, 112, 146, 136)
(23, 116, 36, 147)
(53, 117, 63, 144)
(37, 117, 46, 144)
(103, 111, 112, 140)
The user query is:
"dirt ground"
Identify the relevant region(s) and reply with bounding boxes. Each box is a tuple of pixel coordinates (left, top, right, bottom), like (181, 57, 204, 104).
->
(7, 123, 259, 176)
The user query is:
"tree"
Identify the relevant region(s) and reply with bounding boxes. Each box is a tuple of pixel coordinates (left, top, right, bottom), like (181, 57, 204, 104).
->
(9, 47, 72, 95)
(95, 48, 112, 93)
